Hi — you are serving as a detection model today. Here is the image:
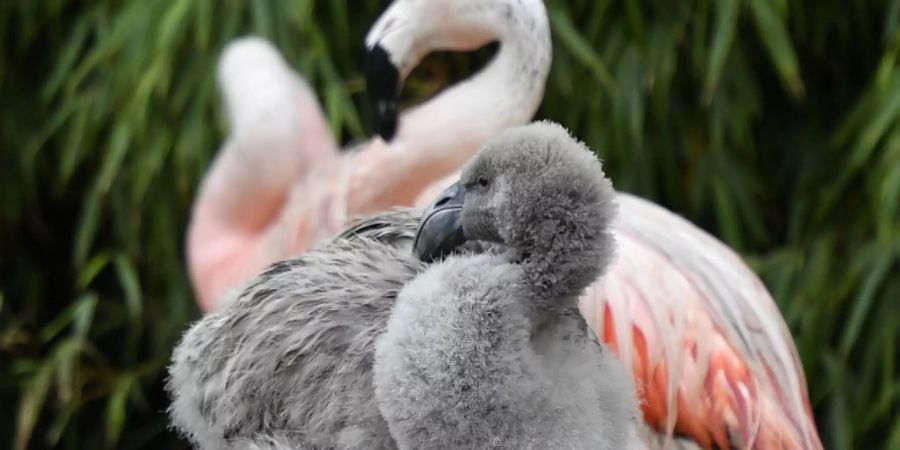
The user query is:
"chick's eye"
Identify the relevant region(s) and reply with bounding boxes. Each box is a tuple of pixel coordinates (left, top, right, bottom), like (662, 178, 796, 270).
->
(477, 176, 490, 187)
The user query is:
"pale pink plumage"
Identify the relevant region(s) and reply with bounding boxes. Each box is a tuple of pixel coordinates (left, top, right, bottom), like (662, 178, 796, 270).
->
(190, 0, 549, 307)
(186, 1, 822, 448)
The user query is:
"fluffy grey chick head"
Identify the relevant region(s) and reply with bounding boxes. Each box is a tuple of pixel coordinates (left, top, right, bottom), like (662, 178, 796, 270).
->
(414, 121, 618, 293)
(459, 121, 615, 245)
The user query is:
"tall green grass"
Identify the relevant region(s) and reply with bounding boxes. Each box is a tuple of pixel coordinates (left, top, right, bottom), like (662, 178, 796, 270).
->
(1, 1, 897, 448)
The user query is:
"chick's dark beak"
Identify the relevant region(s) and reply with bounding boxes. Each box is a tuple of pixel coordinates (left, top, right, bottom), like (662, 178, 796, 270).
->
(413, 182, 467, 263)
(365, 44, 401, 142)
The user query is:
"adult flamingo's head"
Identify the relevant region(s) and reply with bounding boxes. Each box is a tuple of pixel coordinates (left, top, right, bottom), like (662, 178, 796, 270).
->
(365, 0, 552, 142)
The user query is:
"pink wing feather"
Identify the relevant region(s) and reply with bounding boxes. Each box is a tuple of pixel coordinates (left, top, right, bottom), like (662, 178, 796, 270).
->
(580, 194, 822, 449)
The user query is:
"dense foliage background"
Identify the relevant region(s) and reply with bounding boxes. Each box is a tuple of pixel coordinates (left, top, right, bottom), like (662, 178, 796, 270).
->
(1, 0, 898, 449)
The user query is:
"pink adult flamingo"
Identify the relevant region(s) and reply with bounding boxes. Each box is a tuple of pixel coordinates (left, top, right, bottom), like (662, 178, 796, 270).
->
(186, 0, 822, 448)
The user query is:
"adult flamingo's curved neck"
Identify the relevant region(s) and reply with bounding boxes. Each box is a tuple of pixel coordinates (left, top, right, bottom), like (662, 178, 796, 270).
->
(347, 1, 552, 214)
(189, 2, 553, 310)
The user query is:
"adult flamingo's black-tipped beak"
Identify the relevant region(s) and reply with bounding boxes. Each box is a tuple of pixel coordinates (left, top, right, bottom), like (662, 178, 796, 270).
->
(413, 182, 468, 263)
(365, 44, 401, 142)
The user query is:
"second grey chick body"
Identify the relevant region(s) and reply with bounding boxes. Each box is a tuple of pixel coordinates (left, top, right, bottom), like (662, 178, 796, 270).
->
(373, 122, 641, 449)
(168, 210, 424, 450)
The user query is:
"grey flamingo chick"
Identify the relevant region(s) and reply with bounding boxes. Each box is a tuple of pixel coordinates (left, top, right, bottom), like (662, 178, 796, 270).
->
(167, 122, 639, 449)
(374, 121, 640, 449)
(168, 209, 423, 450)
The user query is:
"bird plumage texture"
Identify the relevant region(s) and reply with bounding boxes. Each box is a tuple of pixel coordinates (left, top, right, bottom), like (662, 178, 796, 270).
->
(168, 123, 642, 449)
